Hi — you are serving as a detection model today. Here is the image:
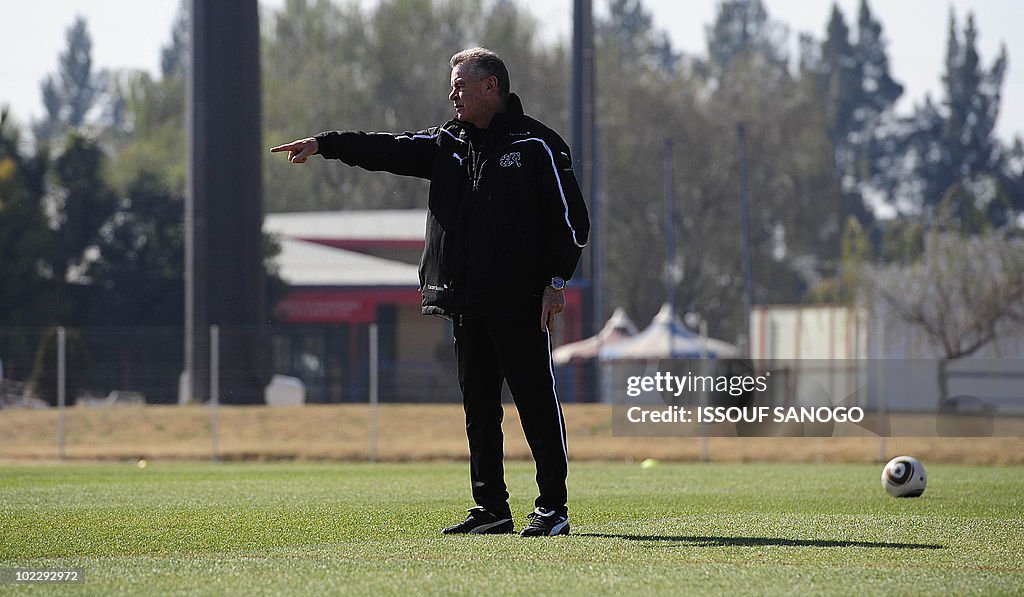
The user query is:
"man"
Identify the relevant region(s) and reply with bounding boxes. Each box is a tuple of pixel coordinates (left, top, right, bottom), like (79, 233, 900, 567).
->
(271, 47, 589, 537)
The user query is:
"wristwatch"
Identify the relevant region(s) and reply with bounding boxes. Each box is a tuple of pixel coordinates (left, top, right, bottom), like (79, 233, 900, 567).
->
(549, 276, 566, 291)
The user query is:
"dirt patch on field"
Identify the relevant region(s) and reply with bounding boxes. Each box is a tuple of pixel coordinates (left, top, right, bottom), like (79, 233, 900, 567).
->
(1, 403, 1021, 464)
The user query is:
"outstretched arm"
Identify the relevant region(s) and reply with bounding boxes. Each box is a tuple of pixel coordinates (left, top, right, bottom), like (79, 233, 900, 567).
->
(273, 129, 442, 179)
(270, 137, 319, 163)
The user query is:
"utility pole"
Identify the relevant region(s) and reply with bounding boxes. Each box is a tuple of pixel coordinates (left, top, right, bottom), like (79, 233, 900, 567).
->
(665, 139, 676, 314)
(572, 0, 599, 400)
(737, 123, 754, 353)
(572, 0, 597, 327)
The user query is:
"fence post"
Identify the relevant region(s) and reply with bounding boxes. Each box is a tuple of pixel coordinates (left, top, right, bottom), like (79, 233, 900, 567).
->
(57, 326, 66, 459)
(875, 317, 887, 461)
(210, 325, 220, 462)
(369, 323, 379, 463)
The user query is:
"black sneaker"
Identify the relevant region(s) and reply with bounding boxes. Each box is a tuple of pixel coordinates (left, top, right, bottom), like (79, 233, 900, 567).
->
(519, 507, 570, 537)
(441, 507, 514, 535)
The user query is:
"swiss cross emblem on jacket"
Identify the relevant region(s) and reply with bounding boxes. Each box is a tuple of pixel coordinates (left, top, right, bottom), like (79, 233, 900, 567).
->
(499, 151, 522, 167)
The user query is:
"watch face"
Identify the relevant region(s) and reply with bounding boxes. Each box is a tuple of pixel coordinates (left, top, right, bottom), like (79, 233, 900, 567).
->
(551, 277, 566, 290)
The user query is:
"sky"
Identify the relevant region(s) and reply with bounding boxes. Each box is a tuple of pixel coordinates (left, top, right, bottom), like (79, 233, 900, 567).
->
(1, 0, 1021, 143)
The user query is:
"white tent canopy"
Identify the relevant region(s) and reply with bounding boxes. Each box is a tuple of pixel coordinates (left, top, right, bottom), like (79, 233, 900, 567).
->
(598, 303, 738, 360)
(551, 307, 638, 365)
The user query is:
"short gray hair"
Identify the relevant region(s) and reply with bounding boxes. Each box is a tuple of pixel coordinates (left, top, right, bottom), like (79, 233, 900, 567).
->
(450, 47, 510, 100)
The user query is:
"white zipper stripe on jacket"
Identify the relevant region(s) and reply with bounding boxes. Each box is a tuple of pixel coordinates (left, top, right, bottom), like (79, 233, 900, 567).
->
(510, 138, 586, 248)
(393, 127, 466, 144)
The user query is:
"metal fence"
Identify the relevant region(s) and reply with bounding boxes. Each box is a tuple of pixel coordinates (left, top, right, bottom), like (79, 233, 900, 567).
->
(2, 327, 1021, 463)
(0, 324, 471, 407)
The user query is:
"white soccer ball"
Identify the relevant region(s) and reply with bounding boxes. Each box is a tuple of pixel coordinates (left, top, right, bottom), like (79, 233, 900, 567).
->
(881, 456, 927, 498)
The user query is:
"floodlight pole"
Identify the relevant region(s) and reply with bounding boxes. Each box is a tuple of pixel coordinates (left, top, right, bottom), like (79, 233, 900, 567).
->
(186, 0, 266, 405)
(571, 0, 595, 250)
(572, 0, 599, 401)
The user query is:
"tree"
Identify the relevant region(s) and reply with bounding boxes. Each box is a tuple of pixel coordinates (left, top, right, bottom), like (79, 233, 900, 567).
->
(34, 17, 106, 142)
(601, 0, 677, 72)
(593, 0, 845, 341)
(854, 0, 903, 119)
(106, 1, 188, 193)
(998, 138, 1024, 218)
(816, 4, 860, 152)
(161, 0, 189, 79)
(709, 54, 843, 313)
(704, 0, 788, 84)
(97, 4, 188, 143)
(0, 110, 53, 319)
(0, 109, 60, 378)
(595, 0, 708, 330)
(702, 0, 843, 323)
(803, 0, 902, 226)
(73, 171, 184, 402)
(85, 171, 184, 326)
(261, 0, 565, 213)
(865, 205, 1024, 407)
(47, 133, 119, 294)
(898, 10, 1009, 219)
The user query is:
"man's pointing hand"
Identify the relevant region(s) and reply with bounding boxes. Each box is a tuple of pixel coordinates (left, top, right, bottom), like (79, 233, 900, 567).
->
(270, 137, 319, 163)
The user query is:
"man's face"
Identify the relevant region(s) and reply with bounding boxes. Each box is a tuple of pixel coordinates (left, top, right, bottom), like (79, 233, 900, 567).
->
(449, 64, 495, 128)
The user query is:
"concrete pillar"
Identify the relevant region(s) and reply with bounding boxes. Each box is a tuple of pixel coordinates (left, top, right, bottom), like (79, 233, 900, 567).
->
(185, 0, 267, 404)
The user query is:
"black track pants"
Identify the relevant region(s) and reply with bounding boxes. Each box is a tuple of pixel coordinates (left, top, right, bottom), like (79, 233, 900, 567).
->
(454, 316, 568, 516)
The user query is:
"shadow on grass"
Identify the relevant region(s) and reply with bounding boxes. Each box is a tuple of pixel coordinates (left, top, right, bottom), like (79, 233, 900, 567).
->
(576, 533, 943, 550)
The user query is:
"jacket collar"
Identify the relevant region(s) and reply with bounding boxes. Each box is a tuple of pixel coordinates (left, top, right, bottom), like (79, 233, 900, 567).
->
(505, 93, 525, 116)
(489, 93, 524, 128)
(456, 93, 524, 136)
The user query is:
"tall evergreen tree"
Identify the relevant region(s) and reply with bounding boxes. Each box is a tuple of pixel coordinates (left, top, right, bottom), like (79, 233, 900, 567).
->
(904, 10, 1009, 222)
(854, 0, 903, 117)
(34, 17, 103, 142)
(941, 13, 1006, 191)
(807, 1, 902, 224)
(161, 1, 189, 79)
(850, 0, 903, 201)
(818, 4, 859, 149)
(601, 0, 677, 72)
(704, 0, 788, 83)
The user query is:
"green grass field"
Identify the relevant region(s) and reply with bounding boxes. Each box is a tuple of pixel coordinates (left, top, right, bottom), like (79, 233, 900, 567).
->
(1, 461, 1021, 596)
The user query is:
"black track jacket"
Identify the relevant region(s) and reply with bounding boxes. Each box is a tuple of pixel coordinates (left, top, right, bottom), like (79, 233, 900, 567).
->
(314, 94, 590, 319)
